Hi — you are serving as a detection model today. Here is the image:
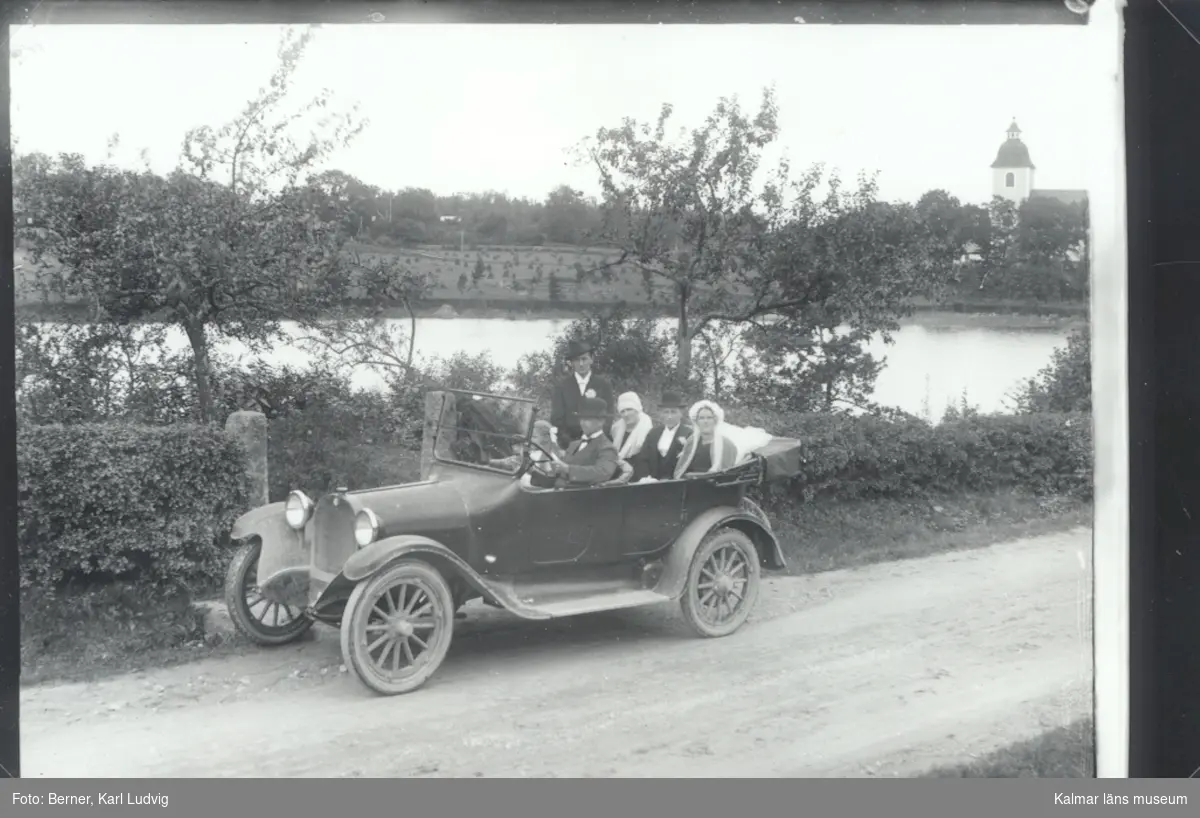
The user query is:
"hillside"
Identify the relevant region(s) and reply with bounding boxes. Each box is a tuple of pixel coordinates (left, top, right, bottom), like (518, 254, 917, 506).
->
(13, 240, 724, 312)
(13, 240, 1087, 320)
(343, 241, 734, 308)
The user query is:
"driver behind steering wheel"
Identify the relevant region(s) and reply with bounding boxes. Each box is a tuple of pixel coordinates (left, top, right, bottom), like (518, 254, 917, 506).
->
(523, 419, 562, 489)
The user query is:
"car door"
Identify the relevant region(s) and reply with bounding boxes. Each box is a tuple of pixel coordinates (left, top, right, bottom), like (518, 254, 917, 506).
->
(617, 479, 687, 559)
(520, 484, 628, 568)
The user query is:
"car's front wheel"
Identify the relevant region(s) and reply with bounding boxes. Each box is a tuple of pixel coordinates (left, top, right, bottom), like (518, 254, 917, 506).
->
(223, 540, 314, 646)
(679, 527, 761, 638)
(339, 559, 456, 696)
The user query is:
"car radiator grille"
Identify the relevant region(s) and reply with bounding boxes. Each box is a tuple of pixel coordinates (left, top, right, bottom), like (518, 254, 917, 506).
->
(312, 495, 358, 576)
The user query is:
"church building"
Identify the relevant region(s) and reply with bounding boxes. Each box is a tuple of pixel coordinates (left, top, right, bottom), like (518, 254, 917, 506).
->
(990, 120, 1087, 206)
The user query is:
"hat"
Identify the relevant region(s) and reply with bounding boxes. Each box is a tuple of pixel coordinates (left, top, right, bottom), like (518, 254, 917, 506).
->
(658, 391, 684, 409)
(616, 392, 643, 414)
(578, 397, 609, 419)
(565, 339, 594, 361)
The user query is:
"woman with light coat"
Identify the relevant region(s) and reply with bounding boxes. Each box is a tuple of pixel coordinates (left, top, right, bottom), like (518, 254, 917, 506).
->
(673, 400, 775, 478)
(610, 392, 654, 462)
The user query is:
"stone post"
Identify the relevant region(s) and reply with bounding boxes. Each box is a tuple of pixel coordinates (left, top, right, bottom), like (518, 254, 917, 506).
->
(226, 410, 269, 508)
(420, 391, 445, 480)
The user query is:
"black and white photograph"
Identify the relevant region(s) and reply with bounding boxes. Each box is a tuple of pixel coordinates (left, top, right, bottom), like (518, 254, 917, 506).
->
(13, 7, 1104, 778)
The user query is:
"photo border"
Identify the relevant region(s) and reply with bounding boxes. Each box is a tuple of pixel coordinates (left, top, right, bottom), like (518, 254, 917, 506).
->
(1, 0, 1104, 783)
(1088, 0, 1127, 780)
(1124, 0, 1200, 778)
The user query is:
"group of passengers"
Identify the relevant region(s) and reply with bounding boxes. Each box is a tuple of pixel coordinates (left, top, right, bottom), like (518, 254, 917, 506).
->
(524, 339, 761, 490)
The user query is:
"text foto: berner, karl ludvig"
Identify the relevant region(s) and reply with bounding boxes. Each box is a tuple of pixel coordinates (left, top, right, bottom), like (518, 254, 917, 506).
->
(11, 792, 170, 808)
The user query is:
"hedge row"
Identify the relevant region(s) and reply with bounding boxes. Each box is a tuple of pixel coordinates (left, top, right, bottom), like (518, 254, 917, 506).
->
(17, 424, 250, 591)
(16, 409, 1091, 593)
(732, 408, 1093, 504)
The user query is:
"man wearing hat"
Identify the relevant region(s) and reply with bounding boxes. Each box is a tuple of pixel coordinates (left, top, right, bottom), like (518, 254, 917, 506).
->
(547, 397, 620, 487)
(630, 390, 693, 481)
(548, 339, 615, 450)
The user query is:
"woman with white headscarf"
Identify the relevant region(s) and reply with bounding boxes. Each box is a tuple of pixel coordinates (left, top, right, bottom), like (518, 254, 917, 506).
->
(673, 399, 776, 478)
(610, 392, 654, 462)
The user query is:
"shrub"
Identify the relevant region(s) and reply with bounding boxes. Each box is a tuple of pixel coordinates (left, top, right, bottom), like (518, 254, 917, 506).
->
(208, 360, 423, 500)
(730, 407, 1092, 506)
(267, 417, 421, 500)
(226, 356, 511, 500)
(1012, 327, 1091, 414)
(512, 304, 678, 399)
(18, 423, 250, 591)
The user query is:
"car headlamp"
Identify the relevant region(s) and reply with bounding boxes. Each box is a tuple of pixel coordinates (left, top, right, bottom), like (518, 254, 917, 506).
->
(284, 490, 314, 530)
(354, 508, 381, 548)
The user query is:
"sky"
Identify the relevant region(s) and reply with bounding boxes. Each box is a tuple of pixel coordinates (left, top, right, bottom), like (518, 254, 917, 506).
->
(11, 23, 1095, 206)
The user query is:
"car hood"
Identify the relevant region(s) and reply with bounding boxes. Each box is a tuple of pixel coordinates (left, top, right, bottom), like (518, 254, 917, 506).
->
(345, 478, 471, 543)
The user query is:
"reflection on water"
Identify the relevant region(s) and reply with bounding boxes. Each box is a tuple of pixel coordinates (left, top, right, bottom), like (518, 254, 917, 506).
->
(867, 324, 1066, 417)
(68, 316, 1073, 420)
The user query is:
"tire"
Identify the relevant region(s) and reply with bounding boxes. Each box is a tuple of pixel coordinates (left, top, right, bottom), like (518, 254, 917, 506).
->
(223, 540, 314, 646)
(679, 527, 761, 638)
(339, 559, 456, 696)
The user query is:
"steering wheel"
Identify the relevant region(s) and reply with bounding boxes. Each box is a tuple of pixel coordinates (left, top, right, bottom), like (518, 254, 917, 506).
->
(527, 439, 557, 460)
(520, 439, 560, 477)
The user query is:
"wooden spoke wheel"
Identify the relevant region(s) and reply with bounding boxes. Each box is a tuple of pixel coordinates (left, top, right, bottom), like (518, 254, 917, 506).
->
(680, 528, 761, 638)
(223, 540, 313, 646)
(339, 560, 456, 696)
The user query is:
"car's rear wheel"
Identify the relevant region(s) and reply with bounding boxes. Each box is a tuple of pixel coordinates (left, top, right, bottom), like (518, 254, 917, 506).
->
(679, 527, 761, 638)
(340, 559, 455, 696)
(223, 540, 314, 646)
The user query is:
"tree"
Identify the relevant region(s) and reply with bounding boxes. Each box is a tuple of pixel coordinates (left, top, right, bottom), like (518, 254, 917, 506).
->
(511, 304, 676, 402)
(306, 169, 380, 239)
(578, 89, 784, 381)
(578, 88, 957, 388)
(977, 195, 1021, 289)
(1013, 196, 1089, 299)
(913, 189, 991, 261)
(1012, 327, 1091, 413)
(547, 271, 563, 302)
(731, 175, 960, 413)
(17, 26, 367, 422)
(542, 185, 599, 245)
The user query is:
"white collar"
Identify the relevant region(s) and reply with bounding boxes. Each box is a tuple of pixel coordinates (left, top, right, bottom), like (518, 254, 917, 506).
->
(574, 370, 591, 383)
(581, 430, 603, 441)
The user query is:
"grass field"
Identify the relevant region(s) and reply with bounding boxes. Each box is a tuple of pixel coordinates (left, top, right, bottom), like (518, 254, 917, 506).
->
(13, 241, 664, 309)
(922, 717, 1095, 777)
(17, 240, 1088, 319)
(771, 489, 1092, 576)
(344, 241, 694, 307)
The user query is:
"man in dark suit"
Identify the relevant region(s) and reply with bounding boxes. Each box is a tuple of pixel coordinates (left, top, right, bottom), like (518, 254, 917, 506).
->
(548, 339, 615, 450)
(630, 391, 693, 481)
(548, 397, 620, 488)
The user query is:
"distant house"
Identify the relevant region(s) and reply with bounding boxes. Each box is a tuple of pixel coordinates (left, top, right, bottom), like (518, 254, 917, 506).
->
(439, 215, 461, 224)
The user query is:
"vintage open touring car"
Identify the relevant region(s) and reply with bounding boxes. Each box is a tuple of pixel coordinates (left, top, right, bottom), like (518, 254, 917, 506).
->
(223, 389, 804, 695)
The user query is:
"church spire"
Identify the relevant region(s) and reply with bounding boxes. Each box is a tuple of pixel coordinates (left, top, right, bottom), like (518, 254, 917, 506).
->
(992, 120, 1034, 170)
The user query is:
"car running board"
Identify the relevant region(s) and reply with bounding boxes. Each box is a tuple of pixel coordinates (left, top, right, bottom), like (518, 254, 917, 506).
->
(528, 588, 670, 618)
(480, 571, 673, 620)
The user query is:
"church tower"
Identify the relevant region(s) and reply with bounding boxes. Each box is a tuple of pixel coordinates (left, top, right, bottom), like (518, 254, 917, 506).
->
(990, 120, 1035, 203)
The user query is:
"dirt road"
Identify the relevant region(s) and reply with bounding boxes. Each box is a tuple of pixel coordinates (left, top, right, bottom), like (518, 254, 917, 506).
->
(21, 528, 1093, 778)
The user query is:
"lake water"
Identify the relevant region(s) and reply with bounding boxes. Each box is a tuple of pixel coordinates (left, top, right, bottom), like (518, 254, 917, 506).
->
(143, 316, 1072, 420)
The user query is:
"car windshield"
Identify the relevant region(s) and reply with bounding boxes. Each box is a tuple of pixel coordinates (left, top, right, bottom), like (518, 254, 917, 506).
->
(430, 391, 535, 474)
